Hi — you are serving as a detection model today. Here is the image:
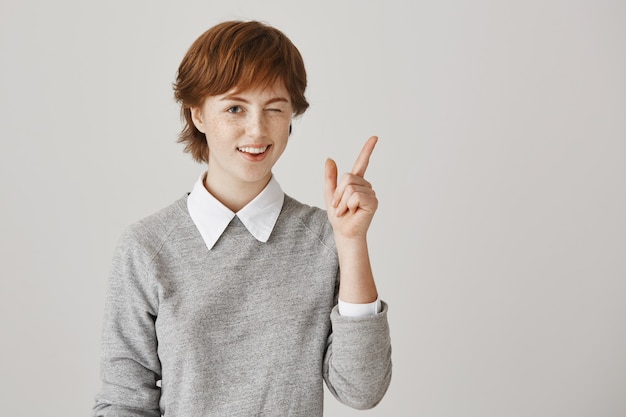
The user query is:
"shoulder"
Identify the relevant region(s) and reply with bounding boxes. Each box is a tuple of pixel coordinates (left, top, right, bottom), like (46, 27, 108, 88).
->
(281, 194, 327, 227)
(280, 194, 335, 249)
(117, 195, 190, 260)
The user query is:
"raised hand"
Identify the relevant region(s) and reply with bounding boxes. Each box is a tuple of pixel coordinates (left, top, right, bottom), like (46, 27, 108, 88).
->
(324, 136, 379, 240)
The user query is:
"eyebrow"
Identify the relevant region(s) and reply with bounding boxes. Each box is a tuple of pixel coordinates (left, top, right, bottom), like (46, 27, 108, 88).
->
(220, 95, 290, 105)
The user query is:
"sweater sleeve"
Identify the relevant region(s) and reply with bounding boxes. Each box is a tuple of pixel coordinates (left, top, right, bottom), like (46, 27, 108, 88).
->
(323, 301, 392, 410)
(93, 228, 162, 417)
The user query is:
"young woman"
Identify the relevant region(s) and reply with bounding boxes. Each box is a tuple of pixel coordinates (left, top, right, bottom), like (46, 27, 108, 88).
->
(94, 20, 391, 416)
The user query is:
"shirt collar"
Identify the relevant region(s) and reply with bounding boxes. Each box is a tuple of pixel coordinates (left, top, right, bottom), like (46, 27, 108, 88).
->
(187, 172, 285, 250)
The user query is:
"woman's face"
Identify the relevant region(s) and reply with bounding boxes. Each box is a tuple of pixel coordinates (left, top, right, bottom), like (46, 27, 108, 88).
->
(191, 81, 293, 195)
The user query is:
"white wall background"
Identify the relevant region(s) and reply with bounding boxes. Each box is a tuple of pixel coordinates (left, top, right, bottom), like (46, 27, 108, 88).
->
(1, 0, 625, 416)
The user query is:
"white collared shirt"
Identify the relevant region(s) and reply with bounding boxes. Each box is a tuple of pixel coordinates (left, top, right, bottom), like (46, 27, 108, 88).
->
(187, 172, 380, 317)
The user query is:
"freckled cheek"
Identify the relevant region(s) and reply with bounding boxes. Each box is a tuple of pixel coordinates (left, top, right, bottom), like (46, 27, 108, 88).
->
(269, 116, 292, 135)
(206, 117, 244, 138)
(270, 120, 289, 134)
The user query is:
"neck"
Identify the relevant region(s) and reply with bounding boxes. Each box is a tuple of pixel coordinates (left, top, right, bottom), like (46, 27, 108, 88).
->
(203, 171, 271, 213)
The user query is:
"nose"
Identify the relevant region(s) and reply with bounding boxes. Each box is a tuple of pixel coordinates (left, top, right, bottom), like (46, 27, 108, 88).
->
(245, 111, 268, 139)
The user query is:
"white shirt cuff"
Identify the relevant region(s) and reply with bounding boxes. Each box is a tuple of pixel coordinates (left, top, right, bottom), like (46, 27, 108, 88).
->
(337, 298, 381, 317)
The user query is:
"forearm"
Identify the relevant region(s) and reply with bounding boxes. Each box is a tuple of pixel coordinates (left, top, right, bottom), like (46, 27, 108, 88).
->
(335, 235, 378, 304)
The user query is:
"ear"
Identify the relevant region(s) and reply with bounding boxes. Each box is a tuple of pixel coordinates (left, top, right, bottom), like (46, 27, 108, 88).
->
(190, 107, 206, 133)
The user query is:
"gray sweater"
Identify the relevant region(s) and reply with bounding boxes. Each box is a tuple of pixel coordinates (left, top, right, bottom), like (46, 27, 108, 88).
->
(94, 194, 391, 416)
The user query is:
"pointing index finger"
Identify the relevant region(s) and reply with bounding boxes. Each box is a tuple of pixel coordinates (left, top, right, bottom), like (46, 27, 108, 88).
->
(351, 136, 378, 177)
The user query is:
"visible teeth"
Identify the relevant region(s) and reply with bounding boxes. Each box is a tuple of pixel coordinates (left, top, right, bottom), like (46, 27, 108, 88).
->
(238, 146, 268, 154)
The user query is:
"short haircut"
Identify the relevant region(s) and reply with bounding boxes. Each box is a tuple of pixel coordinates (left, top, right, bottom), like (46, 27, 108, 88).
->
(173, 20, 309, 163)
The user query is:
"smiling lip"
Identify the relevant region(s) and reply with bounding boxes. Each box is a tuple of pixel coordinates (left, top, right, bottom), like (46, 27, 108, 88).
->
(238, 145, 269, 154)
(237, 144, 271, 161)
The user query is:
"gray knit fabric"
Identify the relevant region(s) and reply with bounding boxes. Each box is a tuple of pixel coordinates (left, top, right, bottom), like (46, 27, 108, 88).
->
(93, 194, 391, 416)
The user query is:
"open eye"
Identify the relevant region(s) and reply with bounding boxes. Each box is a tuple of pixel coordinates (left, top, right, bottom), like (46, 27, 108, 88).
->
(227, 106, 243, 114)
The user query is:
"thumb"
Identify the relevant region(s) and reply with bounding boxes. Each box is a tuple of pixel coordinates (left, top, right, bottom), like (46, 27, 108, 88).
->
(324, 158, 338, 207)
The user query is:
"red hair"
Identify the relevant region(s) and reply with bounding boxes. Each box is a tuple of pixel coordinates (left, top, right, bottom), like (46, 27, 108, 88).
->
(173, 21, 309, 163)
